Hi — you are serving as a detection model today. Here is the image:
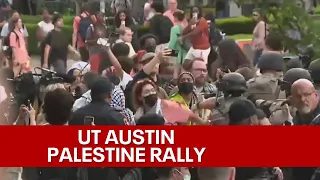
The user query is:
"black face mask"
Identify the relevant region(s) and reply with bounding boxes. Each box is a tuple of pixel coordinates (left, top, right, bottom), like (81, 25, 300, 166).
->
(144, 94, 158, 107)
(178, 82, 194, 94)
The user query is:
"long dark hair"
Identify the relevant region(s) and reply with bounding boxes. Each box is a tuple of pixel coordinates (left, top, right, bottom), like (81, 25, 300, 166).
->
(253, 8, 268, 23)
(115, 8, 134, 28)
(8, 18, 19, 32)
(217, 38, 252, 71)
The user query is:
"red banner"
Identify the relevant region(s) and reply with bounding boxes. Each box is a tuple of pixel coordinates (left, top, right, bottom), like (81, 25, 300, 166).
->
(0, 126, 319, 167)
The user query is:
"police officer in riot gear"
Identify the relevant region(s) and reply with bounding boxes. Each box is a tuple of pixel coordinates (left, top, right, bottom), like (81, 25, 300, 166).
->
(192, 72, 247, 125)
(247, 52, 285, 100)
(252, 68, 312, 125)
(308, 58, 320, 91)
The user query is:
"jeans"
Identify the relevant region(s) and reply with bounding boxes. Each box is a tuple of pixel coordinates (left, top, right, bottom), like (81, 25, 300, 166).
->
(253, 49, 263, 66)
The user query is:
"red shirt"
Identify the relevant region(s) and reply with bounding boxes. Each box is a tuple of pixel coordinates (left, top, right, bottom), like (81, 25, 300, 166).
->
(192, 17, 210, 50)
(73, 12, 89, 48)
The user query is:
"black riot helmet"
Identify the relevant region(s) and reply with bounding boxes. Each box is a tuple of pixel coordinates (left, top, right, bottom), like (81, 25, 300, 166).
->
(257, 52, 285, 72)
(216, 73, 247, 96)
(281, 68, 312, 94)
(308, 58, 320, 84)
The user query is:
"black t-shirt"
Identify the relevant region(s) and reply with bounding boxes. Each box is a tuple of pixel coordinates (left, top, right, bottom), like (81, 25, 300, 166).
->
(44, 29, 69, 62)
(149, 14, 173, 44)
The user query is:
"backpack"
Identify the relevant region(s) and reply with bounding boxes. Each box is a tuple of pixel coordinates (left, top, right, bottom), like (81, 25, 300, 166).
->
(78, 15, 93, 42)
(3, 30, 19, 59)
(209, 24, 223, 46)
(246, 75, 281, 101)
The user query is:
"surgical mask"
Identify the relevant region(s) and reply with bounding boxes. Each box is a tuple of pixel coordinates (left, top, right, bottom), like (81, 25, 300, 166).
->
(178, 82, 194, 94)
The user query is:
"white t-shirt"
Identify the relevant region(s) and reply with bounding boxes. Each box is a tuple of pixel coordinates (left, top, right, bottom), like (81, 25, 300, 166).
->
(119, 71, 133, 90)
(0, 22, 28, 37)
(115, 39, 136, 57)
(68, 61, 91, 74)
(37, 21, 54, 36)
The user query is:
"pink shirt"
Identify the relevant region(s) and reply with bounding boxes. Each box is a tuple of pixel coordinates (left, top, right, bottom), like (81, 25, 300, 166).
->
(10, 30, 29, 64)
(73, 12, 89, 48)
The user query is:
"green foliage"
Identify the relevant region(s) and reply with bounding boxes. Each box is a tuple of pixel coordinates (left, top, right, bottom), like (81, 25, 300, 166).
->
(235, 0, 320, 58)
(25, 24, 73, 55)
(22, 15, 74, 26)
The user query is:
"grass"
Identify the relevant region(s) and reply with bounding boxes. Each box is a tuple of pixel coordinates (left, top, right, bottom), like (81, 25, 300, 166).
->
(228, 34, 252, 40)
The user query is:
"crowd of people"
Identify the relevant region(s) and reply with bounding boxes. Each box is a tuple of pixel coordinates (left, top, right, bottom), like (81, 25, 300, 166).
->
(0, 0, 320, 179)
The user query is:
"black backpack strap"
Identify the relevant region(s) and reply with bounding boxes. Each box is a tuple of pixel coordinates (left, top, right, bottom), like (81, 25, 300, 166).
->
(9, 31, 20, 47)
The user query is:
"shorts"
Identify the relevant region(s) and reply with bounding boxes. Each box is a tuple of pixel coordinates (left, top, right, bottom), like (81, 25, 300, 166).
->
(185, 47, 211, 64)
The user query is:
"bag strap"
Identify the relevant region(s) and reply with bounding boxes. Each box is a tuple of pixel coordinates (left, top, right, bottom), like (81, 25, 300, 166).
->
(10, 31, 20, 47)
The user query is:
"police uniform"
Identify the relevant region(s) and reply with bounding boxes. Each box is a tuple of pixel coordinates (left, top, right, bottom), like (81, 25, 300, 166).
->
(211, 73, 247, 125)
(247, 52, 285, 101)
(308, 58, 320, 91)
(259, 68, 312, 125)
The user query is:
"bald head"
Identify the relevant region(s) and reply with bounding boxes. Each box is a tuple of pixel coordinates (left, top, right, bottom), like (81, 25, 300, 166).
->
(291, 79, 315, 93)
(198, 167, 234, 180)
(291, 78, 319, 114)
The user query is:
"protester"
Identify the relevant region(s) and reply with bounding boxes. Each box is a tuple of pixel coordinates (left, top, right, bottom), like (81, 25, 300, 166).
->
(139, 33, 158, 52)
(184, 59, 216, 97)
(8, 18, 30, 76)
(149, 2, 173, 51)
(182, 6, 210, 64)
(163, 0, 179, 24)
(70, 77, 125, 125)
(115, 8, 139, 50)
(116, 27, 136, 57)
(72, 2, 91, 62)
(252, 9, 268, 66)
(264, 32, 284, 54)
(111, 0, 132, 13)
(170, 72, 203, 111)
(37, 83, 66, 125)
(36, 8, 53, 48)
(1, 10, 29, 43)
(210, 38, 251, 80)
(168, 11, 187, 80)
(132, 79, 167, 119)
(110, 84, 135, 125)
(43, 14, 79, 73)
(144, 0, 154, 22)
(124, 50, 171, 111)
(85, 11, 108, 73)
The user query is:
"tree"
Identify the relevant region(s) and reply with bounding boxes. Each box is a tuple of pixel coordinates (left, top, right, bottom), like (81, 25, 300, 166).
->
(234, 0, 320, 58)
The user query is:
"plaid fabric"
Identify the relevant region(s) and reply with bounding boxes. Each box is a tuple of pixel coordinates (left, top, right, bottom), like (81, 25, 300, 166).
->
(111, 85, 135, 125)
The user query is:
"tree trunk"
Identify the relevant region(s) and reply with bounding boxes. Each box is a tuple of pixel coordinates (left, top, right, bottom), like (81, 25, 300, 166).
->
(27, 0, 33, 15)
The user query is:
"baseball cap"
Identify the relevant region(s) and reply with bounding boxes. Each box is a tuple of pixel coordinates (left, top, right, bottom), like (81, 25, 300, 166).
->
(228, 99, 259, 125)
(141, 52, 156, 62)
(90, 77, 114, 100)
